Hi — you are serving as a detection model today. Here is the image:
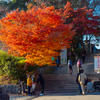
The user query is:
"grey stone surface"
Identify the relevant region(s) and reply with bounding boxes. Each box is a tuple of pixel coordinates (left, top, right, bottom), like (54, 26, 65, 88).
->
(9, 91, 100, 100)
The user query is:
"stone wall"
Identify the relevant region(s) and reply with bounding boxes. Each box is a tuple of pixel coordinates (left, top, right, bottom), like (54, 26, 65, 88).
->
(0, 65, 56, 94)
(0, 84, 22, 94)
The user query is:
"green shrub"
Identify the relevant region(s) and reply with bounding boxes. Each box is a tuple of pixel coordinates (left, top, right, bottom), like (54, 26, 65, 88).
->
(0, 67, 4, 76)
(0, 50, 26, 79)
(0, 50, 46, 82)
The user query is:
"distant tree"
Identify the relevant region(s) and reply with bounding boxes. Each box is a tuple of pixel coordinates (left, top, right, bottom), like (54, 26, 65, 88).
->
(0, 1, 10, 18)
(8, 0, 36, 10)
(57, 2, 100, 50)
(89, 0, 100, 16)
(33, 0, 100, 15)
(8, 0, 27, 10)
(33, 0, 90, 9)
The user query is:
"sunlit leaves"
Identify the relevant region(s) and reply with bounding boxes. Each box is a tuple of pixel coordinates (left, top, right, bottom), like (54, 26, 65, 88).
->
(0, 4, 75, 66)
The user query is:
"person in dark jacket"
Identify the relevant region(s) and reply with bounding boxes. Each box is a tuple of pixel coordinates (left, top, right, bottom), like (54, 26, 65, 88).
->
(81, 54, 85, 64)
(56, 57, 60, 69)
(82, 48, 86, 55)
(76, 70, 82, 94)
(68, 60, 73, 75)
(35, 73, 45, 96)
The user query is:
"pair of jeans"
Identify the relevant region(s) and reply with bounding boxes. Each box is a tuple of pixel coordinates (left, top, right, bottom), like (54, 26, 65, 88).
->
(81, 84, 85, 94)
(79, 84, 82, 93)
(57, 63, 59, 68)
(27, 85, 31, 95)
(41, 84, 44, 94)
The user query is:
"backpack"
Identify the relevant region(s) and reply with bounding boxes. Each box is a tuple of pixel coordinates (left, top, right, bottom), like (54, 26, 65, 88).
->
(68, 60, 72, 67)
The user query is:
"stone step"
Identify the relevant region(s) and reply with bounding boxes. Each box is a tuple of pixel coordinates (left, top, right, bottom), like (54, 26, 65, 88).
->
(43, 74, 77, 79)
(36, 86, 79, 89)
(36, 88, 79, 91)
(36, 83, 78, 86)
(36, 89, 79, 93)
(36, 88, 79, 90)
(44, 82, 76, 84)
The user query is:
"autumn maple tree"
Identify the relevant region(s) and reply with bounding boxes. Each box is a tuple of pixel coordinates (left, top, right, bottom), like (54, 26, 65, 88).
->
(0, 4, 75, 66)
(68, 3, 100, 49)
(58, 2, 100, 49)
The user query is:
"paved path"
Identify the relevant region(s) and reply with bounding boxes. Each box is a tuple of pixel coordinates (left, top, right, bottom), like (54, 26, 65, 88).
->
(10, 91, 100, 100)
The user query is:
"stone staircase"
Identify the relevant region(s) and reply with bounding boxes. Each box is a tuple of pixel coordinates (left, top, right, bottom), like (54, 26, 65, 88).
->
(35, 74, 79, 93)
(1, 52, 100, 94)
(35, 52, 100, 93)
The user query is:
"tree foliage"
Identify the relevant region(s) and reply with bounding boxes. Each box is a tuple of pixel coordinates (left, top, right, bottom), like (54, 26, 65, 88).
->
(59, 2, 100, 48)
(0, 4, 75, 66)
(0, 1, 99, 66)
(33, 0, 89, 9)
(34, 0, 100, 16)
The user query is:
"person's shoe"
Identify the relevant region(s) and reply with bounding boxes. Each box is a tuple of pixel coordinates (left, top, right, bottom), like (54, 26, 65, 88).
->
(82, 93, 85, 95)
(40, 94, 44, 96)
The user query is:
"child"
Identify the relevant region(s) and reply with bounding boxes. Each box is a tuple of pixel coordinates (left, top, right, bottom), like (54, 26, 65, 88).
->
(30, 83, 36, 95)
(87, 79, 95, 93)
(30, 75, 36, 95)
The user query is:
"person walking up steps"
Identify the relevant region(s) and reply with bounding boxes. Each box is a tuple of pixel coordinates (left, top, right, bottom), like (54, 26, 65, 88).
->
(35, 73, 45, 96)
(56, 57, 60, 69)
(78, 69, 87, 95)
(81, 54, 85, 64)
(77, 59, 82, 73)
(68, 59, 73, 75)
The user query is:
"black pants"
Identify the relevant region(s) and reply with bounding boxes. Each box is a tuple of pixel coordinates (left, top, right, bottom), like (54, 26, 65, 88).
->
(69, 65, 72, 74)
(82, 58, 85, 64)
(57, 63, 59, 68)
(41, 84, 44, 94)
